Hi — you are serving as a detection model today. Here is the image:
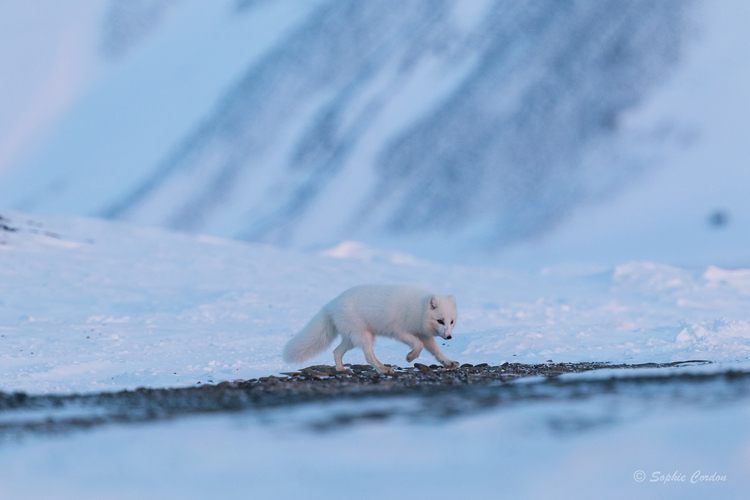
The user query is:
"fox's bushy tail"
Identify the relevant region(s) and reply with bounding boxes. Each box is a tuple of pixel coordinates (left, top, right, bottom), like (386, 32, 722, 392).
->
(283, 309, 338, 363)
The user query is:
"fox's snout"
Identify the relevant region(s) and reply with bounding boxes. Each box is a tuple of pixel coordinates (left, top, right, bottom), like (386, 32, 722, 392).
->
(446, 335, 452, 339)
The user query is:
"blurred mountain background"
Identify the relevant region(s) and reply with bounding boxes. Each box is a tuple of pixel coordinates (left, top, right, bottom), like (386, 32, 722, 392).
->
(1, 0, 748, 267)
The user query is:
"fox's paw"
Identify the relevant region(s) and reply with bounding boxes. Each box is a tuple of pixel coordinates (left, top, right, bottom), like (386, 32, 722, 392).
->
(377, 365, 396, 375)
(406, 348, 422, 363)
(443, 360, 459, 369)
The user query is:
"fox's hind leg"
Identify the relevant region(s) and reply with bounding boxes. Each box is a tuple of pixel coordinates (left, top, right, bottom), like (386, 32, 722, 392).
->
(333, 336, 354, 371)
(355, 331, 394, 375)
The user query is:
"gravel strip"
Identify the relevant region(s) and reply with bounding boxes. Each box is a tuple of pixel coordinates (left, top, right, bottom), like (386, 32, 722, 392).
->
(2, 360, 748, 438)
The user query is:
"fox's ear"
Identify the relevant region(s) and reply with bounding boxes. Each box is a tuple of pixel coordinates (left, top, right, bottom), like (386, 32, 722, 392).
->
(429, 295, 438, 310)
(448, 295, 456, 304)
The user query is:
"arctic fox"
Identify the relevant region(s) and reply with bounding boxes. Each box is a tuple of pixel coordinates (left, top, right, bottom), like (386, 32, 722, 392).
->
(283, 285, 459, 374)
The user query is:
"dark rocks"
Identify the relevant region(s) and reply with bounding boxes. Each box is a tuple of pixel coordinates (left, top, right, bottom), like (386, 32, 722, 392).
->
(277, 360, 715, 388)
(0, 360, 727, 437)
(350, 365, 373, 371)
(299, 368, 329, 380)
(0, 215, 18, 232)
(303, 365, 336, 374)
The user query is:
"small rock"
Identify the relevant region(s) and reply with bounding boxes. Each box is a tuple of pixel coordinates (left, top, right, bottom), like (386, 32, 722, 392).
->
(304, 365, 335, 374)
(351, 364, 373, 371)
(414, 363, 432, 372)
(300, 369, 328, 379)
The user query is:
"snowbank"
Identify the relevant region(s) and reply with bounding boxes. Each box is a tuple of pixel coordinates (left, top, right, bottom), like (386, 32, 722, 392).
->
(2, 212, 749, 394)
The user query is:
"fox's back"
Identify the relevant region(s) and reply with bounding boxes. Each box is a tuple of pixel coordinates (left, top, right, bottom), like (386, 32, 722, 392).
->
(325, 285, 430, 334)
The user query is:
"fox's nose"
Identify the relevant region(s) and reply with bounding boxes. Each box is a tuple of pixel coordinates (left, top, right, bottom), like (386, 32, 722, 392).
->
(446, 335, 452, 340)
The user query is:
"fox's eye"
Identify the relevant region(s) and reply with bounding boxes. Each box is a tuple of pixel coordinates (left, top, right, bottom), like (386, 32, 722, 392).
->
(451, 320, 454, 325)
(437, 319, 444, 325)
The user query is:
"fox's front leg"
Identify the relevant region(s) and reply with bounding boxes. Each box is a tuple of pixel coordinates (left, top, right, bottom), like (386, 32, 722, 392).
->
(394, 331, 424, 363)
(422, 336, 458, 369)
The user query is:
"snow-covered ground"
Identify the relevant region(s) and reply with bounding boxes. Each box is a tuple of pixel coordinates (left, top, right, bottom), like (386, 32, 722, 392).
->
(1, 212, 749, 499)
(1, 212, 749, 395)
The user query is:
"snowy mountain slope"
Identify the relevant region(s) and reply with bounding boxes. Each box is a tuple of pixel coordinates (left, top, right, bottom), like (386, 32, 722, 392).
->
(0, 0, 325, 217)
(106, 0, 691, 250)
(0, 0, 702, 257)
(0, 0, 106, 174)
(1, 212, 749, 394)
(494, 0, 750, 270)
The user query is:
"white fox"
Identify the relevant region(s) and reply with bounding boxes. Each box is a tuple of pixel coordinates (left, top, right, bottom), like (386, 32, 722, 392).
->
(283, 285, 459, 374)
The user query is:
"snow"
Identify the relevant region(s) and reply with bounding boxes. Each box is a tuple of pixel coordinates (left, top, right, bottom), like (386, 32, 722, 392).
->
(0, 387, 747, 499)
(1, 212, 749, 395)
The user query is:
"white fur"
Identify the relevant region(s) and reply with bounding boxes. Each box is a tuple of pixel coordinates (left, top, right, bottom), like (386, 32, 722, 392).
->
(282, 285, 458, 374)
